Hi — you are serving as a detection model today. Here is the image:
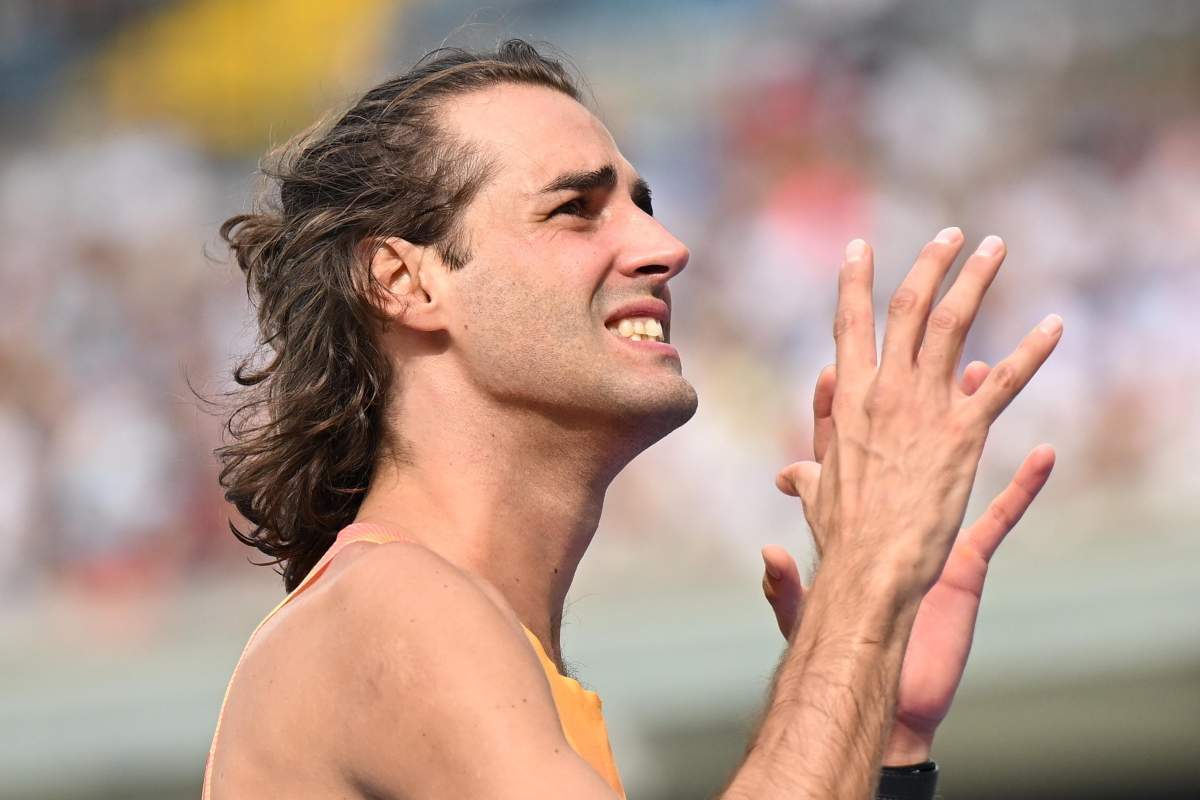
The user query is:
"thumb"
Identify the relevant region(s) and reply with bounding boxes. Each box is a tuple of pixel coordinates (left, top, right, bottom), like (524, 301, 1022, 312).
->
(775, 460, 821, 505)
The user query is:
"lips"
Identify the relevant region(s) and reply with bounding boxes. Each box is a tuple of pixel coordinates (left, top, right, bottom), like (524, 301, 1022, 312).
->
(604, 297, 670, 332)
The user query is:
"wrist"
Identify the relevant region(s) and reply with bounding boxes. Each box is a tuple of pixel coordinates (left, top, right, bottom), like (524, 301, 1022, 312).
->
(814, 549, 924, 631)
(881, 722, 933, 767)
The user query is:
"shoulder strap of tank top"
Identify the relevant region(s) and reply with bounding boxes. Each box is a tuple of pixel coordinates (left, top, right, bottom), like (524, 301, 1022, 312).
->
(286, 522, 415, 600)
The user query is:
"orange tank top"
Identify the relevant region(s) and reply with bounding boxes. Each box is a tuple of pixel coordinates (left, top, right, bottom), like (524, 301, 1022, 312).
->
(203, 522, 626, 799)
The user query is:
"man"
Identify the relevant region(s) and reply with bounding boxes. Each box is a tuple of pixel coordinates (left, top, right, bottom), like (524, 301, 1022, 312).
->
(203, 40, 1060, 798)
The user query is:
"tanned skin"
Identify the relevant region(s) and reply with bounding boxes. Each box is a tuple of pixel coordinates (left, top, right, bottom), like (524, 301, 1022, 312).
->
(208, 83, 1060, 798)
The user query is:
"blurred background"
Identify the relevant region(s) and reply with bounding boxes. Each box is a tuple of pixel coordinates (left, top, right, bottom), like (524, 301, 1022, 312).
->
(1, 0, 1197, 798)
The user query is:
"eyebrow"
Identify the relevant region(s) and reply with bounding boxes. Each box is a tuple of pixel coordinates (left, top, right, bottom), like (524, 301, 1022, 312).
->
(539, 163, 619, 194)
(537, 163, 654, 213)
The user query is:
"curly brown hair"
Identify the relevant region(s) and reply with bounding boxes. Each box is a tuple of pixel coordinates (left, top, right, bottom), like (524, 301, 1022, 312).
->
(216, 40, 581, 592)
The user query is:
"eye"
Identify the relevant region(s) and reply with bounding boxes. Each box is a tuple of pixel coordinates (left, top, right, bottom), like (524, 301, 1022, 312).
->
(633, 187, 653, 217)
(550, 196, 592, 218)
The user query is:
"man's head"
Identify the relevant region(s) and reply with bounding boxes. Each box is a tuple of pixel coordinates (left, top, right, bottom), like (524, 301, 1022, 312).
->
(218, 40, 696, 591)
(373, 80, 697, 451)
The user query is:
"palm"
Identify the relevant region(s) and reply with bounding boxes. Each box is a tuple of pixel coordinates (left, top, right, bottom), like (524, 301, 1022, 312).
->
(764, 361, 1055, 759)
(893, 538, 989, 734)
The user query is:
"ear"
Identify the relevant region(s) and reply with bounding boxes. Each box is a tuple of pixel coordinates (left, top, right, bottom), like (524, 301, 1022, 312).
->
(369, 236, 450, 333)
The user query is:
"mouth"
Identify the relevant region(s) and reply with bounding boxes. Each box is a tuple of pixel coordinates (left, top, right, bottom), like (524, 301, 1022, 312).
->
(605, 316, 667, 343)
(603, 296, 677, 359)
(604, 317, 679, 358)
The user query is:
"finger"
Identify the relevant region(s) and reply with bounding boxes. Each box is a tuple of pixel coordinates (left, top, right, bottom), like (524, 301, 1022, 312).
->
(917, 235, 1006, 382)
(962, 444, 1056, 563)
(879, 227, 965, 374)
(775, 460, 820, 501)
(960, 360, 990, 396)
(775, 466, 799, 497)
(972, 314, 1064, 423)
(761, 545, 805, 639)
(833, 239, 878, 379)
(761, 544, 802, 586)
(812, 364, 836, 462)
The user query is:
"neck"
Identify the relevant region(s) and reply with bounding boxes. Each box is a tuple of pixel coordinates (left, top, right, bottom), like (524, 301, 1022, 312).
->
(354, 372, 634, 671)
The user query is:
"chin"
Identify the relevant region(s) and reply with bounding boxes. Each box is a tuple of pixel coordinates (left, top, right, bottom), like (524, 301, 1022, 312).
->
(614, 375, 699, 442)
(500, 362, 699, 442)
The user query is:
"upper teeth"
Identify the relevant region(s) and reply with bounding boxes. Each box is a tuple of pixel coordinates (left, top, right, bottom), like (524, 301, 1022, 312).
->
(608, 316, 665, 342)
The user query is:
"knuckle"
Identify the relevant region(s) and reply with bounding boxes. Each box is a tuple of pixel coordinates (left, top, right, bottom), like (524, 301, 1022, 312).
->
(957, 538, 992, 572)
(888, 287, 919, 316)
(991, 361, 1020, 392)
(864, 384, 898, 417)
(987, 500, 1016, 532)
(927, 306, 960, 332)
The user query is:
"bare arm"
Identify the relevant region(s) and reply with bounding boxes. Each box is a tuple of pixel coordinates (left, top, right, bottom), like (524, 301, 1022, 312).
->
(724, 558, 921, 799)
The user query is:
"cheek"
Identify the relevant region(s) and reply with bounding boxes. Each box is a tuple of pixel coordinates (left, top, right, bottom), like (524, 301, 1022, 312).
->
(455, 270, 594, 375)
(458, 240, 601, 339)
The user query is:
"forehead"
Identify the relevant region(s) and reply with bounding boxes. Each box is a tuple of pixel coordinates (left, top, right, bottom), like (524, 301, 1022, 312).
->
(439, 83, 628, 192)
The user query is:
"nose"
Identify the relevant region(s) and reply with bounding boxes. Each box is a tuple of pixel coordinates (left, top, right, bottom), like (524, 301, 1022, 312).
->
(612, 206, 690, 284)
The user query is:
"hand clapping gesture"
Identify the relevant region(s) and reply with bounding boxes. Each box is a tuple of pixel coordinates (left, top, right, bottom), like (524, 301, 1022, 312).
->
(761, 228, 1061, 765)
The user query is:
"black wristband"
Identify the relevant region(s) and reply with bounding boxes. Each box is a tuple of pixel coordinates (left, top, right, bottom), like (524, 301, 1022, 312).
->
(876, 760, 938, 800)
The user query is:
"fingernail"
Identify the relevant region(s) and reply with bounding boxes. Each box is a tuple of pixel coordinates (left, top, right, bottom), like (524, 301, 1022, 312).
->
(762, 553, 782, 580)
(845, 238, 867, 261)
(934, 226, 962, 244)
(976, 234, 1004, 256)
(1038, 313, 1063, 336)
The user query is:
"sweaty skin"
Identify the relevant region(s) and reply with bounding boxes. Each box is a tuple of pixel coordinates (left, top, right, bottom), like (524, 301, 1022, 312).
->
(208, 84, 1060, 798)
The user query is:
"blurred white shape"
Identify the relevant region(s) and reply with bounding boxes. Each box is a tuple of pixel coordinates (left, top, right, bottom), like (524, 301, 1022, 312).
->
(976, 156, 1124, 285)
(866, 54, 996, 184)
(1127, 117, 1200, 275)
(866, 180, 952, 285)
(787, 0, 897, 24)
(0, 131, 216, 259)
(0, 406, 39, 591)
(47, 382, 181, 559)
(969, 1, 1078, 71)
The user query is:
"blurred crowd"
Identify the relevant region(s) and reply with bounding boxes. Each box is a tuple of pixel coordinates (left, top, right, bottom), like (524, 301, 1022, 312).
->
(1, 0, 1197, 610)
(0, 133, 238, 598)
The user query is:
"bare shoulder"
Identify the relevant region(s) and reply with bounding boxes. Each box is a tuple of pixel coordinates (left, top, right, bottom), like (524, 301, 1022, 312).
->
(324, 539, 527, 642)
(289, 542, 616, 799)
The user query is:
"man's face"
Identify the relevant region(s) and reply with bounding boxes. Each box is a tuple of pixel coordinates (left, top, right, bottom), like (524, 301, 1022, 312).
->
(436, 83, 698, 448)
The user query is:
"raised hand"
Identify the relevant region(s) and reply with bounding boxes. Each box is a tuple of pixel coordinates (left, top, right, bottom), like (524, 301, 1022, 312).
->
(765, 228, 1061, 764)
(779, 229, 1061, 593)
(766, 357, 1056, 764)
